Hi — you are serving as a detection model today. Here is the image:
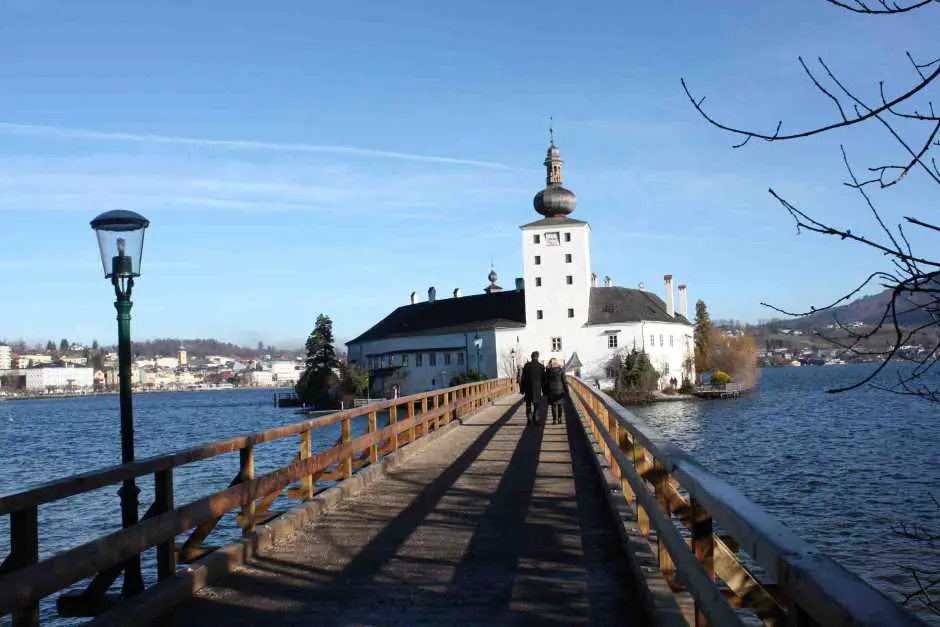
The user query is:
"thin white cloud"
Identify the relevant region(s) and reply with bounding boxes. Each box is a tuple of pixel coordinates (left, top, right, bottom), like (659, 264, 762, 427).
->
(0, 121, 511, 170)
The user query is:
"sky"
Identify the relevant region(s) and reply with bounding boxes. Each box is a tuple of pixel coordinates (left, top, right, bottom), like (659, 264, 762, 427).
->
(0, 0, 936, 350)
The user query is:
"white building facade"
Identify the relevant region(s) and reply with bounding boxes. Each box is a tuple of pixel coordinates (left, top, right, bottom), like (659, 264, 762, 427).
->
(25, 366, 95, 391)
(346, 133, 695, 396)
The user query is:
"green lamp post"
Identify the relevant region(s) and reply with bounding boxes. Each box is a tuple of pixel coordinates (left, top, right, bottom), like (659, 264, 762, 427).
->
(91, 209, 150, 597)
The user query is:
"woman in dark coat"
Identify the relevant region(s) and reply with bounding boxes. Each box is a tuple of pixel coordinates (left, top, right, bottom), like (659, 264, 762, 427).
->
(543, 358, 567, 424)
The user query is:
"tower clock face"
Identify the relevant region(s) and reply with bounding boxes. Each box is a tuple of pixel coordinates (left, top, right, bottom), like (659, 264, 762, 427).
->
(545, 231, 560, 246)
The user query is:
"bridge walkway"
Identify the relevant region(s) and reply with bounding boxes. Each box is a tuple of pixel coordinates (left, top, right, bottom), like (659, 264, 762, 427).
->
(157, 394, 647, 626)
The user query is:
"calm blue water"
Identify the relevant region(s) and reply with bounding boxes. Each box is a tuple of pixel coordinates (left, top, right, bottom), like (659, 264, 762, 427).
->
(632, 364, 940, 620)
(0, 370, 937, 623)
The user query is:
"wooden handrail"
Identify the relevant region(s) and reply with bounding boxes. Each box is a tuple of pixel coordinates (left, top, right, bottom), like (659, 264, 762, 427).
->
(566, 375, 925, 627)
(0, 377, 514, 625)
(0, 382, 483, 515)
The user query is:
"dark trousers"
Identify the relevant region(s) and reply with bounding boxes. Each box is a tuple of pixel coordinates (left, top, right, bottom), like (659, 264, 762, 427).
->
(550, 401, 562, 420)
(525, 397, 540, 421)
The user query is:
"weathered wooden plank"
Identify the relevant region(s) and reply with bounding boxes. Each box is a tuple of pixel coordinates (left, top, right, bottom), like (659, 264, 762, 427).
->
(155, 469, 175, 580)
(9, 506, 38, 627)
(178, 471, 242, 562)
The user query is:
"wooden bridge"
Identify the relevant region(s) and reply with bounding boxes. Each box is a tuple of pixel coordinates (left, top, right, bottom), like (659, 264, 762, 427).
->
(0, 378, 927, 626)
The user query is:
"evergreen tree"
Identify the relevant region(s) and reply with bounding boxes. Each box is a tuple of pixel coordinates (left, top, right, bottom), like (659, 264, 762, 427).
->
(694, 299, 713, 380)
(45, 340, 56, 352)
(59, 338, 69, 353)
(296, 314, 340, 407)
(92, 339, 99, 350)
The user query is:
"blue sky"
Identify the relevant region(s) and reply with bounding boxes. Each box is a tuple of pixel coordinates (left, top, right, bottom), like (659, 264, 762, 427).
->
(0, 0, 936, 349)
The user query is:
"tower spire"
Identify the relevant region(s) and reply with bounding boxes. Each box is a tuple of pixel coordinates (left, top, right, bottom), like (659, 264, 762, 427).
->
(544, 121, 563, 186)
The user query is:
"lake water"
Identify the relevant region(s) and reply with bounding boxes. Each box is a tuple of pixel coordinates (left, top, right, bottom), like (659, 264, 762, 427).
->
(632, 364, 940, 623)
(0, 368, 937, 624)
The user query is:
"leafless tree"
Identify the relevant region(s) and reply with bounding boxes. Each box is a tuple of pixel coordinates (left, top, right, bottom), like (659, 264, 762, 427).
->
(682, 0, 939, 399)
(682, 0, 938, 614)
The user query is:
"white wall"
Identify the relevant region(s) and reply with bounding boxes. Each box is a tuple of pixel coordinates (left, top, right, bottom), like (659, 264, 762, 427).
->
(25, 367, 95, 391)
(347, 328, 506, 395)
(577, 320, 695, 389)
(520, 222, 592, 361)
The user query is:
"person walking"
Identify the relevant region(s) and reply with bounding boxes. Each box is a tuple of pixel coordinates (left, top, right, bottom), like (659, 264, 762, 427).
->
(518, 351, 545, 425)
(543, 358, 567, 424)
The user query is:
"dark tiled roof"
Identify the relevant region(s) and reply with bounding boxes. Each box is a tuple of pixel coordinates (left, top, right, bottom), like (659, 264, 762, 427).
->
(588, 287, 691, 325)
(347, 290, 526, 345)
(520, 216, 587, 229)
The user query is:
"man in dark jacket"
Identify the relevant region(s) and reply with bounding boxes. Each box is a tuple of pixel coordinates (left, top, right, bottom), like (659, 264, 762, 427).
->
(518, 351, 545, 425)
(543, 358, 567, 424)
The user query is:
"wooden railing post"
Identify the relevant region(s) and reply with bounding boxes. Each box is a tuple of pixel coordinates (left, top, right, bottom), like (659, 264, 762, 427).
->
(653, 461, 676, 584)
(433, 394, 442, 430)
(341, 416, 353, 478)
(635, 447, 651, 539)
(691, 496, 714, 627)
(420, 396, 428, 437)
(300, 429, 314, 500)
(408, 399, 416, 444)
(155, 469, 175, 581)
(389, 404, 399, 451)
(9, 506, 39, 627)
(240, 446, 255, 535)
(368, 411, 378, 464)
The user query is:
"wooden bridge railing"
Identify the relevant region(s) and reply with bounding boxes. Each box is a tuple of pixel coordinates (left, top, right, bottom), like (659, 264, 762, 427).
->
(567, 376, 925, 627)
(0, 377, 514, 626)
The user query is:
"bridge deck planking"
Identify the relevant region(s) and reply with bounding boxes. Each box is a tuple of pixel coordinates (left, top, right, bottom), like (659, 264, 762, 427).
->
(157, 395, 646, 626)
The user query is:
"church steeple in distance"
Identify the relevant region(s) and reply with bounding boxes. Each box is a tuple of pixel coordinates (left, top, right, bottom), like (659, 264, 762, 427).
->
(533, 119, 577, 218)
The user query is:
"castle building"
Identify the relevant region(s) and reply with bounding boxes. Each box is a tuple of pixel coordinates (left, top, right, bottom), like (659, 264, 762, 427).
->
(346, 131, 695, 396)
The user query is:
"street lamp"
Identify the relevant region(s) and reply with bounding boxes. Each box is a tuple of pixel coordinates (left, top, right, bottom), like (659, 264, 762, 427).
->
(510, 348, 516, 378)
(473, 332, 483, 375)
(91, 209, 149, 597)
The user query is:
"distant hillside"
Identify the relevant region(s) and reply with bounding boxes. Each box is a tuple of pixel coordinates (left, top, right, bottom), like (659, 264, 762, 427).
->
(780, 286, 937, 329)
(125, 338, 297, 359)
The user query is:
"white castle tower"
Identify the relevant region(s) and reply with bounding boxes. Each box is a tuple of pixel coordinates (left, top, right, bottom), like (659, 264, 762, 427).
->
(519, 125, 592, 363)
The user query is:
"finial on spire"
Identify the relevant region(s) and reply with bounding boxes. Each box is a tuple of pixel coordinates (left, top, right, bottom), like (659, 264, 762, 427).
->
(549, 116, 554, 146)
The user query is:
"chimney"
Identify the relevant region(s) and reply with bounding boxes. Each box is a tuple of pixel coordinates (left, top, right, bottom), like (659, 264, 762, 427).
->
(410, 291, 417, 305)
(453, 288, 461, 298)
(664, 274, 674, 318)
(428, 287, 436, 302)
(591, 272, 598, 287)
(638, 282, 645, 291)
(515, 277, 524, 291)
(678, 284, 688, 319)
(604, 275, 612, 288)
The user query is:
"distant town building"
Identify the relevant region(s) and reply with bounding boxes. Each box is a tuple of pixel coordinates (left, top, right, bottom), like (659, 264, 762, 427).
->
(0, 345, 11, 371)
(245, 370, 275, 387)
(347, 132, 695, 396)
(25, 366, 94, 391)
(270, 360, 302, 385)
(179, 344, 188, 370)
(17, 354, 53, 368)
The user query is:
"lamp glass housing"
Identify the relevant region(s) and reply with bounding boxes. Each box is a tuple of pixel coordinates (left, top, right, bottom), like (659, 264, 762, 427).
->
(90, 210, 150, 278)
(473, 334, 483, 350)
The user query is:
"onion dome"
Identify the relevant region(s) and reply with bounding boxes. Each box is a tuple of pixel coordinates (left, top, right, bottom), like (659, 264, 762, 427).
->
(533, 123, 577, 218)
(534, 186, 577, 217)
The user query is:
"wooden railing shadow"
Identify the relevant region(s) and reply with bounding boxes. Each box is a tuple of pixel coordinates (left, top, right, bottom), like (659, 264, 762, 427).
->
(566, 375, 926, 627)
(0, 378, 514, 626)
